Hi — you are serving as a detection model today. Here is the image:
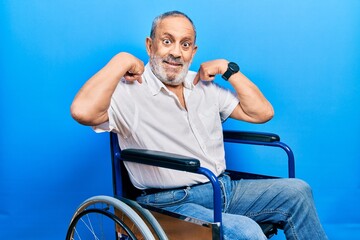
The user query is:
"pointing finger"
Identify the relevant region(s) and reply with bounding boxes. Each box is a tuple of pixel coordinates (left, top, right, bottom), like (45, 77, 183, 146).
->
(137, 75, 143, 84)
(193, 71, 200, 85)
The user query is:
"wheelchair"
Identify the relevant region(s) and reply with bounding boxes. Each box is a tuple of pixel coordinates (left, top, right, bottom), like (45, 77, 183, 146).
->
(66, 130, 295, 240)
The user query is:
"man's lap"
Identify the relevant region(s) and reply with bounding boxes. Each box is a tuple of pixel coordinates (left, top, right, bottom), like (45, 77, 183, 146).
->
(136, 175, 309, 221)
(136, 176, 314, 239)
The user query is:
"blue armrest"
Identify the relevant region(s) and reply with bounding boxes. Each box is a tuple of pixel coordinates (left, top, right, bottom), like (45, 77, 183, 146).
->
(120, 148, 200, 172)
(223, 130, 280, 143)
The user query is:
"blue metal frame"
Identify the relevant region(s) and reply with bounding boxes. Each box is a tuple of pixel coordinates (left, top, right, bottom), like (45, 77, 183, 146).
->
(196, 167, 223, 238)
(110, 132, 123, 197)
(110, 131, 295, 240)
(224, 138, 295, 178)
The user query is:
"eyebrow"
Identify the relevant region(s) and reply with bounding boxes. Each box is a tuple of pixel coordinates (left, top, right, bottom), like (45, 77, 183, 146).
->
(160, 32, 194, 42)
(160, 32, 174, 38)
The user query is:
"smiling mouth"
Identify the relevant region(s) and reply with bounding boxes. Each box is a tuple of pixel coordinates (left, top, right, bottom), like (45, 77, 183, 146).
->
(163, 60, 183, 67)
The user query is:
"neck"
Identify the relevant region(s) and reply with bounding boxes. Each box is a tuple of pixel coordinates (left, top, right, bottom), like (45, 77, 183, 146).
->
(164, 83, 183, 92)
(164, 83, 187, 109)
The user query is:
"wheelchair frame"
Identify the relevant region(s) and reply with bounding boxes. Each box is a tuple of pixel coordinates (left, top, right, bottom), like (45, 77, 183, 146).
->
(66, 130, 295, 240)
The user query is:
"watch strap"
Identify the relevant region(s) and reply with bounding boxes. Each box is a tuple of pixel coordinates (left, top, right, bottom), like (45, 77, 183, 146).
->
(222, 62, 239, 81)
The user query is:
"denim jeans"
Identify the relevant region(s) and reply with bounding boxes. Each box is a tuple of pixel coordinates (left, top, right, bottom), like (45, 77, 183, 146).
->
(137, 174, 328, 240)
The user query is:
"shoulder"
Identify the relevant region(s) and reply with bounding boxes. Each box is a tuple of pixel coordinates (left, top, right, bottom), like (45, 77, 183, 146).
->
(111, 77, 147, 100)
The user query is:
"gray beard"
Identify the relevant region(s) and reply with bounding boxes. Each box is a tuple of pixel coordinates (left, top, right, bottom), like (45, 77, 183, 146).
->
(150, 55, 190, 86)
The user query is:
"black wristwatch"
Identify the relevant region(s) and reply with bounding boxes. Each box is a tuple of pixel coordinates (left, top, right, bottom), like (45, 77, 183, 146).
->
(222, 62, 240, 81)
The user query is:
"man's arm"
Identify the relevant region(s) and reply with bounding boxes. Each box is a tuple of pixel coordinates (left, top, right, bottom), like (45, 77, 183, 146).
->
(195, 59, 274, 123)
(70, 52, 144, 126)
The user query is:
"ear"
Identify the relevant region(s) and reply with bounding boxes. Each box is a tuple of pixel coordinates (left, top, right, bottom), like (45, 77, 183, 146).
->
(145, 37, 152, 56)
(191, 45, 198, 60)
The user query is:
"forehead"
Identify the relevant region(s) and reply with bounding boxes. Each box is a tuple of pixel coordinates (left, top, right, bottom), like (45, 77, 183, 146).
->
(155, 16, 195, 40)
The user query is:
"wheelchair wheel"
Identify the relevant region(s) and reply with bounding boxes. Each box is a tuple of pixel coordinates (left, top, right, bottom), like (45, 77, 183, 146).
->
(66, 195, 156, 240)
(118, 197, 168, 240)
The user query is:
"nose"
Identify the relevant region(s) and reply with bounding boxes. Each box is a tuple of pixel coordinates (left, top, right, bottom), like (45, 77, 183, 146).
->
(169, 43, 181, 58)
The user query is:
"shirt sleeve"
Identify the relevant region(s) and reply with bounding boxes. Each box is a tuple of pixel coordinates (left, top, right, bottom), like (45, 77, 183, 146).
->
(215, 83, 239, 122)
(91, 105, 118, 133)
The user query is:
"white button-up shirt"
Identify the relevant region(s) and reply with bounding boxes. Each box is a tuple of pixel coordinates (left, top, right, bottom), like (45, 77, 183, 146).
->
(94, 63, 239, 189)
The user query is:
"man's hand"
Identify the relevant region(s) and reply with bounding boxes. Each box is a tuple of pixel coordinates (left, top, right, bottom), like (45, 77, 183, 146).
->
(193, 59, 228, 85)
(117, 52, 144, 83)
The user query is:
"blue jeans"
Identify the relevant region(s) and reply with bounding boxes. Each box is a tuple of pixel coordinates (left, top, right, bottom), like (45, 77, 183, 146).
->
(137, 174, 328, 240)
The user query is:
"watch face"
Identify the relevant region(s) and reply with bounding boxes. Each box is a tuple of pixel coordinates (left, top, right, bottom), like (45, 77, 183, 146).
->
(229, 62, 239, 72)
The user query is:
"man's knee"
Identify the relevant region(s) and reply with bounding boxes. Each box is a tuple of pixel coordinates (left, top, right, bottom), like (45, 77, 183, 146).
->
(287, 178, 313, 199)
(222, 214, 267, 240)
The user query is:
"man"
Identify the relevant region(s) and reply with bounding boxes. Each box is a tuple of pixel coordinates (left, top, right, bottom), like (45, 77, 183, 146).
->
(71, 11, 327, 239)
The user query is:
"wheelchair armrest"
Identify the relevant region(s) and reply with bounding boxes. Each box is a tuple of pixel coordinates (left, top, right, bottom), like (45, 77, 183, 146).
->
(223, 130, 280, 143)
(120, 148, 222, 225)
(223, 130, 295, 178)
(120, 148, 201, 172)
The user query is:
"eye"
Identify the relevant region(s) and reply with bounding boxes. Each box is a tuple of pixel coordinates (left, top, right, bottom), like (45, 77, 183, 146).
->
(182, 41, 192, 49)
(163, 39, 172, 45)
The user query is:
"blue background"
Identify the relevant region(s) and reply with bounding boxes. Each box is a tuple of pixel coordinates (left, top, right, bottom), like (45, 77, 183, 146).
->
(1, 1, 359, 239)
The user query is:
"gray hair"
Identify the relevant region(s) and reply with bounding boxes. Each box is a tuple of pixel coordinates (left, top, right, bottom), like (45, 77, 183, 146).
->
(150, 11, 197, 43)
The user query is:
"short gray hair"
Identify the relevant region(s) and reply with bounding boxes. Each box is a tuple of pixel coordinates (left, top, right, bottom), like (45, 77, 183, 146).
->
(150, 11, 197, 43)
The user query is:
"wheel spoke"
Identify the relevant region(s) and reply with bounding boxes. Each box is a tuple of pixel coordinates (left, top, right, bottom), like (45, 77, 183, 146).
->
(66, 196, 157, 240)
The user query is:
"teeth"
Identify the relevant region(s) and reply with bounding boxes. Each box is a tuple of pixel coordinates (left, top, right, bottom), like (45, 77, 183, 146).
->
(168, 62, 181, 66)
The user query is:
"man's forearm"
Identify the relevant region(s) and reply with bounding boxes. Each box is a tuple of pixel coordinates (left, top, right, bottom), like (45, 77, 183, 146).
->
(228, 72, 274, 123)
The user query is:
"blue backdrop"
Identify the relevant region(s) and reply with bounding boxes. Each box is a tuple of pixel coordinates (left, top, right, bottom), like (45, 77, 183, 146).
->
(1, 1, 359, 239)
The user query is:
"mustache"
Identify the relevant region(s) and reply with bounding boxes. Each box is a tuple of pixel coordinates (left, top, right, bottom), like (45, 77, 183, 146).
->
(163, 55, 184, 64)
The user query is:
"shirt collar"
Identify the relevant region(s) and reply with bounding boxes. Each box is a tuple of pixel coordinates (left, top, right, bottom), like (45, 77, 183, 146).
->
(143, 63, 195, 96)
